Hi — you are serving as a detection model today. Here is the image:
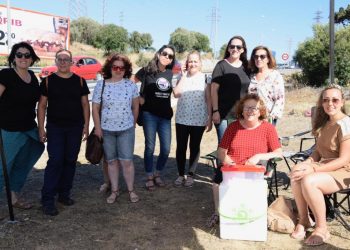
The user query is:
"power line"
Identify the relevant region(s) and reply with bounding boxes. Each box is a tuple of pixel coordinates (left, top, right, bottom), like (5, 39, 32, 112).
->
(208, 0, 220, 59)
(68, 0, 87, 20)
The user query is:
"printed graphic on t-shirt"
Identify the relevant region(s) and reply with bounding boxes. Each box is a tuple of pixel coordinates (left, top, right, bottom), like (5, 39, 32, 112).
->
(156, 77, 171, 91)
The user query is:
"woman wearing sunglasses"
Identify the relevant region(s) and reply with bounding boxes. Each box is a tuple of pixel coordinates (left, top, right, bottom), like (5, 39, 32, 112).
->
(92, 53, 139, 204)
(0, 42, 44, 210)
(248, 46, 285, 125)
(211, 36, 250, 144)
(290, 85, 350, 246)
(38, 49, 90, 216)
(134, 45, 176, 191)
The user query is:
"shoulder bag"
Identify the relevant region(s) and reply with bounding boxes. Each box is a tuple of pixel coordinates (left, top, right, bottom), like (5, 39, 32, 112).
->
(136, 68, 146, 126)
(85, 80, 105, 164)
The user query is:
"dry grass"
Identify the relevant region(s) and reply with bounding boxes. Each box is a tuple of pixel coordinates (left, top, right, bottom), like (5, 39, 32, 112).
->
(1, 87, 349, 249)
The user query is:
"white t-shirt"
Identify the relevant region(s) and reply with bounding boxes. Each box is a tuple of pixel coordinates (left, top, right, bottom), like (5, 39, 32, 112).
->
(92, 79, 139, 131)
(175, 72, 209, 126)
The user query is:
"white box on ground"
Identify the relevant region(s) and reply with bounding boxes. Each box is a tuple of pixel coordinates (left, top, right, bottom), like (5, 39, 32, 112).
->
(219, 166, 267, 241)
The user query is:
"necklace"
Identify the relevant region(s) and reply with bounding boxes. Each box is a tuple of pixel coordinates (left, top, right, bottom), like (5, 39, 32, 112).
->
(14, 67, 31, 83)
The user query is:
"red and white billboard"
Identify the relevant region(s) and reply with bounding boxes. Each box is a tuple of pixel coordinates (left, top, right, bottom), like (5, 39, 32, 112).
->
(0, 5, 69, 58)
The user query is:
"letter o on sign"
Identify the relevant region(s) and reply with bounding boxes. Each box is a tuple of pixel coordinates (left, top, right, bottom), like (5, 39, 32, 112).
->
(282, 53, 289, 61)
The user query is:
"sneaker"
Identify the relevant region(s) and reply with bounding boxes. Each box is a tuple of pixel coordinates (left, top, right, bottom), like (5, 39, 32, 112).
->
(42, 206, 59, 216)
(184, 176, 194, 187)
(174, 176, 184, 187)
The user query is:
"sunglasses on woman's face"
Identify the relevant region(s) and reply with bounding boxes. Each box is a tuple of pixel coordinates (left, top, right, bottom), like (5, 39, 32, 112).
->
(228, 45, 243, 50)
(15, 52, 31, 59)
(160, 51, 174, 60)
(254, 54, 267, 60)
(112, 65, 125, 71)
(322, 98, 341, 105)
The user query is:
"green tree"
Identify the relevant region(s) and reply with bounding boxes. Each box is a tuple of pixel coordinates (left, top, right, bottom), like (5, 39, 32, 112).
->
(193, 32, 211, 52)
(129, 32, 153, 52)
(169, 28, 210, 53)
(335, 4, 350, 26)
(295, 24, 350, 86)
(219, 43, 227, 59)
(70, 17, 101, 45)
(94, 24, 129, 55)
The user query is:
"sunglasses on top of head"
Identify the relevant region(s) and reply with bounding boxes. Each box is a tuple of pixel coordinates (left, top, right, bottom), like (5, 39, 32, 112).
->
(112, 65, 125, 71)
(160, 51, 174, 60)
(15, 52, 31, 59)
(228, 45, 243, 50)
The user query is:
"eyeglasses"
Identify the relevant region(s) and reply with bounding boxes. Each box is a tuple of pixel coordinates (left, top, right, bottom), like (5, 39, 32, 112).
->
(243, 106, 260, 112)
(322, 98, 341, 105)
(228, 45, 243, 50)
(56, 58, 72, 63)
(160, 51, 174, 60)
(15, 52, 31, 59)
(112, 65, 125, 71)
(254, 54, 267, 60)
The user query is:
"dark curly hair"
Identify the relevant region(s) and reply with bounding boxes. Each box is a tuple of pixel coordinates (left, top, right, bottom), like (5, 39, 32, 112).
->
(102, 53, 133, 79)
(235, 93, 268, 120)
(8, 42, 40, 68)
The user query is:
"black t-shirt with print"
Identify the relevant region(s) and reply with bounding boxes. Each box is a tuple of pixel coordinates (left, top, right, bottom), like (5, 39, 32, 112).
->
(211, 60, 250, 119)
(0, 68, 40, 131)
(136, 68, 173, 119)
(40, 73, 90, 127)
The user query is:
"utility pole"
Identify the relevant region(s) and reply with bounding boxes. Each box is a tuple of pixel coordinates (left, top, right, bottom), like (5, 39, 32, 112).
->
(209, 0, 220, 59)
(329, 0, 335, 84)
(102, 0, 106, 25)
(119, 11, 124, 27)
(314, 10, 323, 24)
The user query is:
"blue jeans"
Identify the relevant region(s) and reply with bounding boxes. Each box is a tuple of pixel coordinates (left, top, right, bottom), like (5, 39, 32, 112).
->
(214, 119, 229, 144)
(41, 123, 83, 208)
(142, 112, 171, 176)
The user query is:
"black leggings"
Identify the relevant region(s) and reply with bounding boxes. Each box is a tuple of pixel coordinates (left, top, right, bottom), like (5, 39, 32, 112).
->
(175, 123, 205, 176)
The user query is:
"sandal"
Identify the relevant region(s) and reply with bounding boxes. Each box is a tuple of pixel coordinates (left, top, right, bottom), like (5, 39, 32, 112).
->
(184, 176, 194, 187)
(145, 178, 155, 191)
(99, 183, 110, 193)
(129, 190, 140, 203)
(12, 199, 33, 210)
(106, 190, 119, 204)
(174, 176, 184, 187)
(154, 175, 165, 187)
(290, 221, 315, 240)
(304, 228, 330, 246)
(206, 213, 220, 228)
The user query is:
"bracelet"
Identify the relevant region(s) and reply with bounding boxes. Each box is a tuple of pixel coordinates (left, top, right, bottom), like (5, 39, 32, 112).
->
(213, 109, 219, 113)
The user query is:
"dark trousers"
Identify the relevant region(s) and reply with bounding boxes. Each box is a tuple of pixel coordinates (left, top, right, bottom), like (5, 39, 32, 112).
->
(175, 123, 205, 176)
(41, 123, 83, 207)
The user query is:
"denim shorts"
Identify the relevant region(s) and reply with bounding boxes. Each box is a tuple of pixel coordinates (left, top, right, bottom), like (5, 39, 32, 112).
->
(102, 127, 135, 161)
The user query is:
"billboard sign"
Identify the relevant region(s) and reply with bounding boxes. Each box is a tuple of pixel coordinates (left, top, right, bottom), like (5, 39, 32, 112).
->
(0, 5, 69, 58)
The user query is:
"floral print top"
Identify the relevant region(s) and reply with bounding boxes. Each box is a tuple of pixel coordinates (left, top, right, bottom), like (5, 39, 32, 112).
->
(248, 69, 285, 119)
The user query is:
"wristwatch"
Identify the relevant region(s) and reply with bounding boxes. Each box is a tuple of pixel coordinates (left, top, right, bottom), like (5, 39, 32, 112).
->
(213, 109, 219, 113)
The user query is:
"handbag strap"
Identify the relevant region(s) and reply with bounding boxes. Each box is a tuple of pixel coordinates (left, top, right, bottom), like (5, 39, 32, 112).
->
(139, 68, 146, 97)
(99, 80, 106, 118)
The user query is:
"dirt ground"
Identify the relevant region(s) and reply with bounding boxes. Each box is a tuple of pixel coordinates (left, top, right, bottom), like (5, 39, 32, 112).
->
(0, 87, 350, 249)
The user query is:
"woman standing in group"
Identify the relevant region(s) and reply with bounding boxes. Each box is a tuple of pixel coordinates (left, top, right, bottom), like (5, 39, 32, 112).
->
(211, 35, 250, 143)
(173, 51, 212, 187)
(38, 49, 90, 216)
(248, 46, 285, 125)
(92, 53, 139, 204)
(290, 85, 350, 246)
(134, 45, 176, 191)
(0, 42, 44, 209)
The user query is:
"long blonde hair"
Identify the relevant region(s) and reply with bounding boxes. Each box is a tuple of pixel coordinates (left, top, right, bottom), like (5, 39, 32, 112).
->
(312, 84, 347, 136)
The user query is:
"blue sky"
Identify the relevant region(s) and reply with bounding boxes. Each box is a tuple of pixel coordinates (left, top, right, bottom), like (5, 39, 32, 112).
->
(1, 0, 348, 62)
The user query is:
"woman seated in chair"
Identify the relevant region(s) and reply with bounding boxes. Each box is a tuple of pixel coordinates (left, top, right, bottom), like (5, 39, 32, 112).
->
(207, 93, 282, 227)
(290, 84, 350, 246)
